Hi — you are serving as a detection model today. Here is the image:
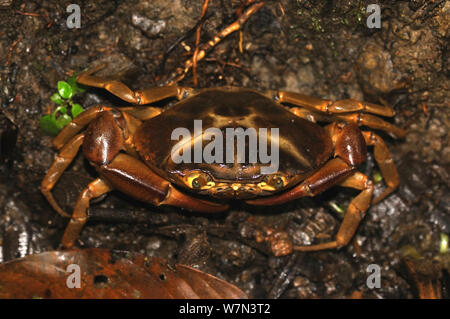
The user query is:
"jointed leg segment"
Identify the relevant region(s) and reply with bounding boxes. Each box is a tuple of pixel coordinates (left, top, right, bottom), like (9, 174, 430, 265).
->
(61, 178, 112, 248)
(275, 90, 406, 139)
(337, 113, 406, 139)
(77, 64, 191, 104)
(276, 91, 395, 117)
(362, 131, 399, 204)
(41, 133, 85, 218)
(293, 172, 374, 252)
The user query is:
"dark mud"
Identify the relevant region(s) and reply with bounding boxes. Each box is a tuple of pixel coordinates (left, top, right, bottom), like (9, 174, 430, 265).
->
(0, 0, 449, 298)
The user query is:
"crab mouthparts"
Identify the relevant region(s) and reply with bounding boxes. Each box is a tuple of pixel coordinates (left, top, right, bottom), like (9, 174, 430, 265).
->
(206, 182, 262, 199)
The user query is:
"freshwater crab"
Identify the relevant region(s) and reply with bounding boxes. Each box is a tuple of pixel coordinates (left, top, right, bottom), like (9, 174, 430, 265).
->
(41, 64, 406, 253)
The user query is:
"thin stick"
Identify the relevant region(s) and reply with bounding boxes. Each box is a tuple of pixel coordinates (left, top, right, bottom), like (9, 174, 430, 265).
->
(192, 0, 210, 86)
(156, 13, 213, 76)
(5, 36, 22, 67)
(168, 1, 264, 86)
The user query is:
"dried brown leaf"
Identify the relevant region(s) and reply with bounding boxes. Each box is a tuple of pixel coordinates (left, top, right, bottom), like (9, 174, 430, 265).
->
(0, 248, 247, 299)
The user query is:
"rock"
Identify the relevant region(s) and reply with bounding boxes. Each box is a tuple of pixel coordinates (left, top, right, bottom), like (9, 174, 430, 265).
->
(131, 13, 166, 36)
(0, 0, 12, 7)
(356, 41, 402, 95)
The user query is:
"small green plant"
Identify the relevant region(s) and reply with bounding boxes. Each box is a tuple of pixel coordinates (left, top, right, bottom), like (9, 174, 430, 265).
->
(40, 74, 85, 135)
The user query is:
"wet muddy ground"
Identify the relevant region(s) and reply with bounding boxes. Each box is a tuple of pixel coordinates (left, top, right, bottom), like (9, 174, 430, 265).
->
(0, 0, 449, 298)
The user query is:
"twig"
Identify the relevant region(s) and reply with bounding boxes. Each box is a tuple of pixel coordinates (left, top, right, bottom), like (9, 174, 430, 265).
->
(15, 10, 40, 17)
(204, 57, 247, 76)
(156, 13, 213, 77)
(167, 1, 264, 86)
(5, 36, 22, 67)
(15, 8, 53, 28)
(192, 0, 210, 86)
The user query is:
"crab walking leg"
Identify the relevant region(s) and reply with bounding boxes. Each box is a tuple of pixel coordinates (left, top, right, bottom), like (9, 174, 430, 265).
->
(285, 106, 331, 123)
(294, 172, 374, 252)
(337, 113, 406, 139)
(286, 106, 406, 139)
(276, 91, 395, 117)
(97, 153, 229, 213)
(61, 178, 112, 248)
(41, 134, 84, 218)
(118, 106, 162, 121)
(278, 91, 406, 139)
(362, 131, 400, 204)
(77, 64, 191, 104)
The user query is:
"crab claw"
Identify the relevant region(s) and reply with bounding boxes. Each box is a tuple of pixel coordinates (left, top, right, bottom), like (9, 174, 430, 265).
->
(245, 184, 310, 206)
(246, 158, 354, 207)
(94, 153, 228, 214)
(162, 185, 229, 213)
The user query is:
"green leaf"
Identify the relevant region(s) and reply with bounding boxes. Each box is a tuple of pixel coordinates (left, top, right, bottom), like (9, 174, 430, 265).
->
(67, 74, 77, 89)
(67, 74, 85, 94)
(40, 115, 60, 136)
(55, 114, 72, 130)
(57, 81, 73, 99)
(50, 93, 63, 105)
(53, 106, 68, 116)
(71, 103, 84, 118)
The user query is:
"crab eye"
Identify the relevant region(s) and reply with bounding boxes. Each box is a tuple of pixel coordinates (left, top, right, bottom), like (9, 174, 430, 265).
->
(267, 175, 285, 190)
(186, 172, 213, 190)
(273, 176, 284, 189)
(192, 177, 201, 189)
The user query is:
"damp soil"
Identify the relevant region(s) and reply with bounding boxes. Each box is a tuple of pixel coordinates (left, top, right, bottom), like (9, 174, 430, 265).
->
(0, 0, 449, 298)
